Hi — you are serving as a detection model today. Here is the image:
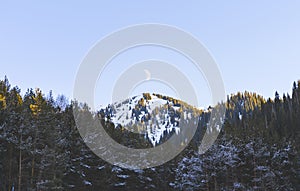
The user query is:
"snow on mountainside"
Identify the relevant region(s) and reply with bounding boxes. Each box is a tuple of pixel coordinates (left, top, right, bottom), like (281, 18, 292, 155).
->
(100, 93, 202, 146)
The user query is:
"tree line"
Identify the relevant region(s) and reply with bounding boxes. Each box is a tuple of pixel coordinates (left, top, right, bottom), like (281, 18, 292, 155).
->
(0, 76, 299, 190)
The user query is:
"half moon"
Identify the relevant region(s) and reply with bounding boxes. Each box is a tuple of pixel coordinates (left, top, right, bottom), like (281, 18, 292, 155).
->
(144, 69, 151, 80)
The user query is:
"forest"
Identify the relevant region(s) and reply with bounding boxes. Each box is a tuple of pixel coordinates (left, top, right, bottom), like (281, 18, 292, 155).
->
(0, 76, 299, 190)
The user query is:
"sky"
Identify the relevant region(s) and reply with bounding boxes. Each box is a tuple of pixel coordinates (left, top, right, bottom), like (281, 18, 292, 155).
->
(1, 1, 300, 108)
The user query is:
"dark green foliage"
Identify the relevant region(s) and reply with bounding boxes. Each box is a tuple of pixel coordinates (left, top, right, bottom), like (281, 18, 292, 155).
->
(0, 77, 299, 190)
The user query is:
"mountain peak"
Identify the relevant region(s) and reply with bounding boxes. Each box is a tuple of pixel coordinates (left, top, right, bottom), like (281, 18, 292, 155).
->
(100, 93, 201, 146)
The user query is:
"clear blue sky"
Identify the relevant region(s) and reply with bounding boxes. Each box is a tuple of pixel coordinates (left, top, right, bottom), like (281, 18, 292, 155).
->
(1, 1, 300, 108)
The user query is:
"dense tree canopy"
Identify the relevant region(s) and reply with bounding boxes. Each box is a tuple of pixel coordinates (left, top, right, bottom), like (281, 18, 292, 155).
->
(0, 76, 299, 190)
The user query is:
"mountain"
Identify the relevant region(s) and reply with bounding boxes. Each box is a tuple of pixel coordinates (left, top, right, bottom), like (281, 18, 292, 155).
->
(0, 77, 299, 190)
(99, 93, 202, 146)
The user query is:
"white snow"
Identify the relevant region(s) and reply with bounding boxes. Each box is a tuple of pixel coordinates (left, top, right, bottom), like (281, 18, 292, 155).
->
(82, 164, 91, 169)
(83, 180, 92, 186)
(102, 94, 187, 146)
(114, 182, 126, 186)
(117, 174, 130, 179)
(238, 112, 242, 120)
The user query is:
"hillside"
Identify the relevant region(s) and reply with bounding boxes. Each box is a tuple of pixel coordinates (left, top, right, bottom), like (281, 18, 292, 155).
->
(0, 77, 299, 190)
(99, 93, 202, 146)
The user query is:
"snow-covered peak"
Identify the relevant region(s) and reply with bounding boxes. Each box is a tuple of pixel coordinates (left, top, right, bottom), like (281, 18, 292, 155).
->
(100, 93, 200, 146)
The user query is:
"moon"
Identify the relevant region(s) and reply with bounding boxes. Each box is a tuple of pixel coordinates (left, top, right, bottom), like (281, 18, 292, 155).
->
(144, 69, 151, 80)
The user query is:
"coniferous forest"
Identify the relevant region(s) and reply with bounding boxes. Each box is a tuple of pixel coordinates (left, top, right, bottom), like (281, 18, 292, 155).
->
(0, 76, 299, 190)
